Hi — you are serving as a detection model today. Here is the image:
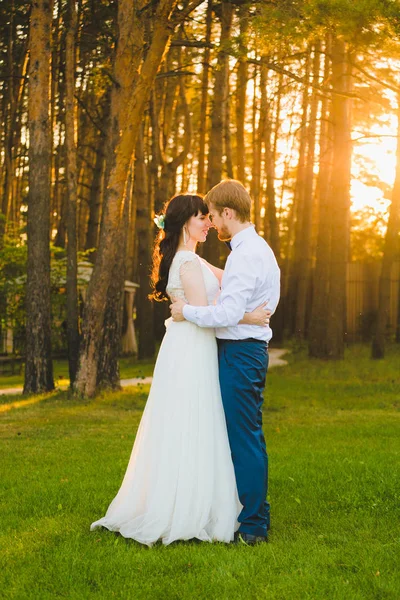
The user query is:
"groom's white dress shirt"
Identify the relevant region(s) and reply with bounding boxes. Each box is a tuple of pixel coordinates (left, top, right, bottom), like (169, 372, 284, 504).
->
(182, 225, 280, 342)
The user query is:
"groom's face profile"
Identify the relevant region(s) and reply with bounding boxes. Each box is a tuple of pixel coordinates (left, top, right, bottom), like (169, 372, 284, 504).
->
(208, 203, 232, 241)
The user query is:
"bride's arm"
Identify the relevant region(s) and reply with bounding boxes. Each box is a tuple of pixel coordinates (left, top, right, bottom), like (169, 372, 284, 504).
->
(180, 259, 209, 306)
(199, 258, 224, 284)
(239, 302, 271, 326)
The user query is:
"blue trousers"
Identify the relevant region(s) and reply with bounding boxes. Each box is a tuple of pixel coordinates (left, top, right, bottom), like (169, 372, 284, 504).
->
(217, 339, 270, 537)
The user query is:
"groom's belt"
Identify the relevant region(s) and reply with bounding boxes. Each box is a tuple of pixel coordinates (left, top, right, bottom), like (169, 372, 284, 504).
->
(217, 338, 268, 347)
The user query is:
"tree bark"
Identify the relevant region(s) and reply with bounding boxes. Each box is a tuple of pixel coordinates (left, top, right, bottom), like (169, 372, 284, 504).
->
(204, 0, 233, 265)
(1, 0, 16, 240)
(197, 0, 212, 194)
(84, 138, 106, 253)
(266, 69, 282, 260)
(96, 168, 132, 388)
(250, 63, 260, 230)
(0, 5, 28, 244)
(154, 44, 192, 209)
(261, 60, 280, 259)
(295, 45, 321, 340)
(286, 51, 311, 337)
(235, 4, 248, 184)
(50, 0, 62, 238)
(258, 62, 268, 237)
(74, 0, 186, 397)
(372, 98, 400, 358)
(126, 161, 137, 282)
(135, 126, 155, 360)
(65, 0, 80, 385)
(223, 48, 233, 180)
(149, 88, 163, 213)
(53, 67, 66, 249)
(309, 37, 334, 358)
(24, 0, 54, 394)
(325, 38, 353, 359)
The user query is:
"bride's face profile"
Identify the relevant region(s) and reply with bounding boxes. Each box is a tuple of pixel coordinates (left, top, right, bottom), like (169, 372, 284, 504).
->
(185, 211, 212, 243)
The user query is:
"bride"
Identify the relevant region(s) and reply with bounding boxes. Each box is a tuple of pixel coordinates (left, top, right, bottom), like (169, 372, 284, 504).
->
(90, 194, 267, 546)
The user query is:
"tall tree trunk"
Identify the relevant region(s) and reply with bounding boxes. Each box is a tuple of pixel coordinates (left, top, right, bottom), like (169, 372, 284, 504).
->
(24, 0, 54, 394)
(1, 5, 28, 244)
(325, 38, 353, 359)
(53, 70, 66, 249)
(96, 167, 132, 388)
(126, 162, 137, 282)
(204, 0, 233, 265)
(309, 37, 334, 358)
(235, 4, 248, 184)
(154, 46, 192, 209)
(262, 61, 280, 258)
(286, 52, 311, 337)
(269, 70, 283, 259)
(250, 63, 260, 230)
(74, 0, 188, 396)
(65, 0, 79, 385)
(197, 0, 212, 194)
(50, 0, 62, 237)
(372, 98, 400, 358)
(84, 93, 110, 254)
(0, 0, 15, 242)
(84, 138, 106, 252)
(223, 53, 233, 179)
(135, 126, 155, 359)
(295, 45, 321, 340)
(254, 62, 266, 234)
(149, 89, 163, 213)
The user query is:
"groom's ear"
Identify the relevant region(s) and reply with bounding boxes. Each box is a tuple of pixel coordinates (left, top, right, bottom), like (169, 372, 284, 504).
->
(224, 207, 235, 220)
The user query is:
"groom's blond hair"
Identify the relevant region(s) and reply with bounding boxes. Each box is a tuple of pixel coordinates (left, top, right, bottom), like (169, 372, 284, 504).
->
(204, 179, 251, 223)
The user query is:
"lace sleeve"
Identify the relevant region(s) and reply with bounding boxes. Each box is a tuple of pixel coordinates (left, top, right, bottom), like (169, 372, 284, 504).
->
(180, 258, 208, 306)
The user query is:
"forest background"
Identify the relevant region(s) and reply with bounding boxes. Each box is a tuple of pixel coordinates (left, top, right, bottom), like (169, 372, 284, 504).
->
(1, 0, 400, 398)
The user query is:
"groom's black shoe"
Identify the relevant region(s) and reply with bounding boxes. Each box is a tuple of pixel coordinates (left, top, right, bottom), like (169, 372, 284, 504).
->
(234, 532, 268, 546)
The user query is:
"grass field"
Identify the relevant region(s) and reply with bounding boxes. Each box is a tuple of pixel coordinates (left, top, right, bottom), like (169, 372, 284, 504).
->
(1, 345, 399, 599)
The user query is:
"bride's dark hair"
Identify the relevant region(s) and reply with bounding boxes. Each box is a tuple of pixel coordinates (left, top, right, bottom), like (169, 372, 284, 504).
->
(150, 194, 208, 302)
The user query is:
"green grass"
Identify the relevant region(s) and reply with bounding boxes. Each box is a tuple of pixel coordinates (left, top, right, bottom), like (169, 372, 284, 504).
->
(1, 345, 399, 599)
(0, 357, 154, 390)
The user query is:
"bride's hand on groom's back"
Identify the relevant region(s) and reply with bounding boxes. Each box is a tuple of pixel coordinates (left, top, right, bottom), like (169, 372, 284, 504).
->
(241, 302, 271, 327)
(170, 296, 186, 321)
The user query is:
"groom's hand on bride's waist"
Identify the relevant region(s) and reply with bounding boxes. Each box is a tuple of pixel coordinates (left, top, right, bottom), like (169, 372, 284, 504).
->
(170, 297, 186, 321)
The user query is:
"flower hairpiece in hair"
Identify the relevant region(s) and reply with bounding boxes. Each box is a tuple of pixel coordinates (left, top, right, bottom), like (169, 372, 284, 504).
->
(153, 214, 165, 230)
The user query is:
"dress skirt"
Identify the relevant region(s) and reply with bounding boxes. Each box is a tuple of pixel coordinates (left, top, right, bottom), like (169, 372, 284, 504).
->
(90, 319, 242, 546)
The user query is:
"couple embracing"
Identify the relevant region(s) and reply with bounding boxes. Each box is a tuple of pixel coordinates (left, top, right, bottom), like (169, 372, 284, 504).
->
(91, 180, 280, 546)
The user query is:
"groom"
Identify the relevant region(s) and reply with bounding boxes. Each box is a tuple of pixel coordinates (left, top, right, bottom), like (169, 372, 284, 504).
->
(170, 179, 280, 545)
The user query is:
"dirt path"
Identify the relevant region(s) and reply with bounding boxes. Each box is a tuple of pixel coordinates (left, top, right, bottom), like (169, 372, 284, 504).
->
(0, 348, 289, 397)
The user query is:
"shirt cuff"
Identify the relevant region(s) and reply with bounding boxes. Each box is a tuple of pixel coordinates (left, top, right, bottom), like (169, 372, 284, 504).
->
(183, 304, 197, 324)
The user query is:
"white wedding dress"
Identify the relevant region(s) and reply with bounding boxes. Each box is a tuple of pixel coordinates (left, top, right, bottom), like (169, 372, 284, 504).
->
(90, 250, 242, 545)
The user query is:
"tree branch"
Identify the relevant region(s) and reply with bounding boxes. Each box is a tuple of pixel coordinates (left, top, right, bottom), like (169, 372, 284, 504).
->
(75, 95, 107, 136)
(156, 69, 196, 79)
(170, 0, 205, 27)
(170, 39, 214, 48)
(350, 60, 399, 94)
(247, 58, 359, 101)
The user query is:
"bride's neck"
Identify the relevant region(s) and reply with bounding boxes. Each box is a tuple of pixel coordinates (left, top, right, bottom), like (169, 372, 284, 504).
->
(177, 239, 197, 252)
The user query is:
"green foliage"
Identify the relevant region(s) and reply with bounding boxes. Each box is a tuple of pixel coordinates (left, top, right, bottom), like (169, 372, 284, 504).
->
(0, 240, 93, 356)
(350, 207, 387, 261)
(0, 239, 27, 355)
(1, 346, 399, 599)
(255, 0, 400, 49)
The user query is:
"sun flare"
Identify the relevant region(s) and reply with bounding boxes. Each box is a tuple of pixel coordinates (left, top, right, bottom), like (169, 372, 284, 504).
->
(351, 112, 398, 217)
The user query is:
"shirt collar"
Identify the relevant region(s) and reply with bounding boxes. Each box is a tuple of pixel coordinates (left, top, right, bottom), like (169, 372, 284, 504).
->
(230, 224, 256, 251)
